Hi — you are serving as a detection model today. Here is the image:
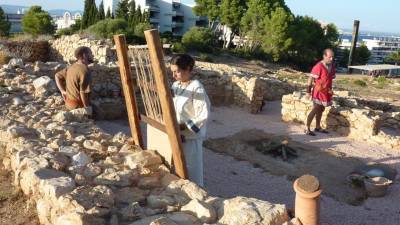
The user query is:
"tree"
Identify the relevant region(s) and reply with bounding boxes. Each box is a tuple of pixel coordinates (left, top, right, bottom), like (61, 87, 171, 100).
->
(21, 6, 55, 36)
(220, 0, 247, 48)
(193, 0, 220, 28)
(262, 7, 293, 61)
(81, 0, 98, 29)
(182, 27, 214, 52)
(106, 7, 112, 19)
(115, 0, 129, 21)
(0, 6, 11, 37)
(385, 50, 400, 65)
(97, 0, 106, 21)
(288, 16, 332, 70)
(128, 0, 137, 28)
(240, 0, 270, 51)
(353, 44, 371, 65)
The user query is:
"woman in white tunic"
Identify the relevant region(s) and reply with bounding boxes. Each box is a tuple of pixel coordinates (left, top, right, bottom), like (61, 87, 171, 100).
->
(170, 54, 210, 187)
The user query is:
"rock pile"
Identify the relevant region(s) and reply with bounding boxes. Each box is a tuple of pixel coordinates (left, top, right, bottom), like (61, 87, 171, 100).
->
(282, 92, 400, 149)
(0, 60, 294, 225)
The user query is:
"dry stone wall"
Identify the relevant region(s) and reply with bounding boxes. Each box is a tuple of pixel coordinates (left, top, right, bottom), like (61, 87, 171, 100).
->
(0, 60, 295, 225)
(282, 92, 400, 149)
(50, 35, 117, 64)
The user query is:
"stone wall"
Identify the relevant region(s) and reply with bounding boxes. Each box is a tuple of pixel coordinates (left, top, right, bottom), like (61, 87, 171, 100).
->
(49, 35, 117, 64)
(0, 59, 298, 225)
(194, 62, 293, 113)
(281, 92, 400, 149)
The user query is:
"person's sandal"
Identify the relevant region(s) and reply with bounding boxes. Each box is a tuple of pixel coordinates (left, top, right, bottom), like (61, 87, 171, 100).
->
(305, 130, 316, 136)
(314, 128, 329, 134)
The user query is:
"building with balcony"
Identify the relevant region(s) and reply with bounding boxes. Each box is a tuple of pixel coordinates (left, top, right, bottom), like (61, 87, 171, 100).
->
(103, 0, 206, 36)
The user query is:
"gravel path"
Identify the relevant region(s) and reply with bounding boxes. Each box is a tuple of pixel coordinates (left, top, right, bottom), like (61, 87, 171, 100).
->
(96, 101, 400, 225)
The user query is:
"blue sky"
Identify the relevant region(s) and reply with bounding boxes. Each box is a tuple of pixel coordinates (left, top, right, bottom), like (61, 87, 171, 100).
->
(1, 0, 399, 33)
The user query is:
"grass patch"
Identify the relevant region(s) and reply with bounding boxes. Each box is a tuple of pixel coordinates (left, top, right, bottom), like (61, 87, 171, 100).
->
(353, 79, 368, 87)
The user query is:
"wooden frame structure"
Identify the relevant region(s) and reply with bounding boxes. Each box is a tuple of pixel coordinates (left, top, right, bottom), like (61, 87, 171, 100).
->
(114, 30, 188, 179)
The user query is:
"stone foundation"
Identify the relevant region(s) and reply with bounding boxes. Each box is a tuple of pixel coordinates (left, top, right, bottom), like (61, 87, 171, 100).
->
(282, 92, 400, 149)
(0, 58, 293, 225)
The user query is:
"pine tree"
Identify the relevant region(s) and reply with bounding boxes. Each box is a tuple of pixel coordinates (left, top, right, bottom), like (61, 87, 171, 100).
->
(0, 6, 11, 37)
(81, 0, 98, 29)
(106, 7, 112, 19)
(98, 0, 105, 21)
(128, 0, 137, 28)
(115, 0, 129, 21)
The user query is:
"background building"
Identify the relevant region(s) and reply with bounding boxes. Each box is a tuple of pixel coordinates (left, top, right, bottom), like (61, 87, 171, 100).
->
(104, 0, 205, 36)
(54, 12, 82, 30)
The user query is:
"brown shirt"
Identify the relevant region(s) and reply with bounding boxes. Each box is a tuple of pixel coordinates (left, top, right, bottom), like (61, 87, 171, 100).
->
(55, 62, 92, 101)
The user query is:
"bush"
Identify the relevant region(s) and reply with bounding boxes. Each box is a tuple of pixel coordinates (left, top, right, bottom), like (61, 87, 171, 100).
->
(375, 76, 388, 85)
(182, 27, 214, 53)
(353, 79, 367, 87)
(172, 42, 186, 53)
(87, 19, 129, 39)
(199, 53, 213, 62)
(56, 28, 74, 36)
(133, 22, 152, 38)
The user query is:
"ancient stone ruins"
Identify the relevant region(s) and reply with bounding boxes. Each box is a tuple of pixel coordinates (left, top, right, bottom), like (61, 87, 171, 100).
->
(0, 35, 301, 225)
(1, 34, 399, 225)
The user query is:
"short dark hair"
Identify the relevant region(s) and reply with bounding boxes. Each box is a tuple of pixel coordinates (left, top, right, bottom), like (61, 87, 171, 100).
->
(170, 54, 195, 71)
(74, 46, 92, 60)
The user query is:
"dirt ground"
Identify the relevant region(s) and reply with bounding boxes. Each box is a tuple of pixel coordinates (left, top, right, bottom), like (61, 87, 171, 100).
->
(0, 152, 40, 225)
(204, 129, 370, 206)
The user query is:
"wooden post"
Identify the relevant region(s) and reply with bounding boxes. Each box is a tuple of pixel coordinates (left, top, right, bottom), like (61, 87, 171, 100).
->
(144, 29, 188, 179)
(348, 20, 360, 74)
(114, 34, 144, 148)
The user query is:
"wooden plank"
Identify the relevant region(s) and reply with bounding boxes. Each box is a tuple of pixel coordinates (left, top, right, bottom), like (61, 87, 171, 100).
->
(114, 34, 144, 148)
(140, 114, 167, 133)
(144, 29, 188, 179)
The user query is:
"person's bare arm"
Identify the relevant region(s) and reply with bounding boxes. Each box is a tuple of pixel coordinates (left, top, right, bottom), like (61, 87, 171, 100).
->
(80, 92, 90, 107)
(55, 68, 67, 100)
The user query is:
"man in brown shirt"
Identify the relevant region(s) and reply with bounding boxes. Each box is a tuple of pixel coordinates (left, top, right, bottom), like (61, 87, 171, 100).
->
(55, 46, 94, 110)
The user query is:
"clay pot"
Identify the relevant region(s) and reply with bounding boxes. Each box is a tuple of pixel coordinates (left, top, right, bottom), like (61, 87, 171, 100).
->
(293, 175, 322, 225)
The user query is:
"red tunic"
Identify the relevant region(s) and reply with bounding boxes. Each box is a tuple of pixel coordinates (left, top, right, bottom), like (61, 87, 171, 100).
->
(310, 62, 336, 106)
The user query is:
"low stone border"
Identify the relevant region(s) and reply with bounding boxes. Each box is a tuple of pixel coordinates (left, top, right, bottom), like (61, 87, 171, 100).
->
(282, 92, 400, 149)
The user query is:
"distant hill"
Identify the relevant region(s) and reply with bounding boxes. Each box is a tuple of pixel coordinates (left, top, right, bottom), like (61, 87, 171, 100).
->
(0, 4, 82, 16)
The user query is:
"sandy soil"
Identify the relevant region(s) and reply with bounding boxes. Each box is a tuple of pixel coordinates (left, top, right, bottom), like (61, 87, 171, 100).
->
(96, 101, 400, 225)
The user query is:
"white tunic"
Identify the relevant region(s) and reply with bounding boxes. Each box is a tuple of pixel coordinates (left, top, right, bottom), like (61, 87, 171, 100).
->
(172, 79, 210, 186)
(172, 79, 210, 140)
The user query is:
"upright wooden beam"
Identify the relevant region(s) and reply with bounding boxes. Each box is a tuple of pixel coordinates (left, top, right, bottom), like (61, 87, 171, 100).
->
(114, 34, 144, 148)
(144, 29, 188, 179)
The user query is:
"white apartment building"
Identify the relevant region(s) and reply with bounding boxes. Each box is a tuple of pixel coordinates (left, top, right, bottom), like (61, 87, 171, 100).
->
(103, 0, 205, 36)
(339, 36, 400, 64)
(54, 12, 82, 30)
(363, 37, 400, 64)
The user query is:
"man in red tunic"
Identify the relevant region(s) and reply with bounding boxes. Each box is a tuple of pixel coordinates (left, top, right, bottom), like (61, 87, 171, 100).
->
(305, 48, 336, 136)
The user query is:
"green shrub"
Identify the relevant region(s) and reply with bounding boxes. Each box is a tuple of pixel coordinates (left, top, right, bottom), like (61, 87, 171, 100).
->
(182, 27, 214, 53)
(199, 53, 213, 62)
(172, 42, 186, 53)
(87, 19, 129, 39)
(375, 76, 388, 85)
(133, 22, 152, 38)
(353, 79, 367, 87)
(56, 28, 74, 36)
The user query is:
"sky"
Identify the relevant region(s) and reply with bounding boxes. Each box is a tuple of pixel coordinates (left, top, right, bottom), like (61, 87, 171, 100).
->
(1, 0, 399, 34)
